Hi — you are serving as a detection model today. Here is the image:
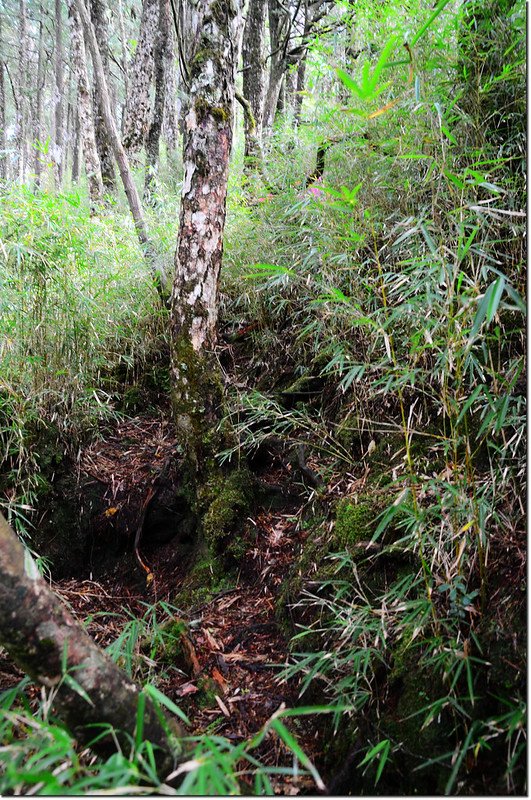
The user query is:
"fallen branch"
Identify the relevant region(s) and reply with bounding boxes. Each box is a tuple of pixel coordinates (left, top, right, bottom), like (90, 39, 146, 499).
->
(0, 512, 185, 776)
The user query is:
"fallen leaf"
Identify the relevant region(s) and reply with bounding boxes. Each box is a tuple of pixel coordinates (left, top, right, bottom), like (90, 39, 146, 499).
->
(104, 507, 119, 517)
(223, 652, 268, 663)
(176, 682, 199, 697)
(204, 628, 221, 651)
(212, 666, 228, 693)
(215, 695, 231, 717)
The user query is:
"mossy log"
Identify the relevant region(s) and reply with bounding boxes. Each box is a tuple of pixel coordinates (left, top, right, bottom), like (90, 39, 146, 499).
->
(0, 512, 183, 775)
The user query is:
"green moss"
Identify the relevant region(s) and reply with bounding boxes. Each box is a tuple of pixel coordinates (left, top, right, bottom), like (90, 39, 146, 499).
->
(194, 97, 230, 124)
(196, 676, 219, 709)
(334, 497, 378, 547)
(202, 469, 253, 545)
(173, 545, 235, 611)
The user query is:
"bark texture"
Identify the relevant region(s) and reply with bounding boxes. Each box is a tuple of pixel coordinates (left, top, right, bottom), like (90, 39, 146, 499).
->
(162, 23, 179, 156)
(0, 17, 6, 182)
(0, 512, 183, 773)
(242, 0, 266, 152)
(32, 7, 45, 185)
(15, 0, 30, 183)
(144, 0, 171, 201)
(90, 0, 117, 190)
(52, 0, 64, 185)
(122, 0, 159, 152)
(68, 1, 104, 205)
(170, 0, 242, 464)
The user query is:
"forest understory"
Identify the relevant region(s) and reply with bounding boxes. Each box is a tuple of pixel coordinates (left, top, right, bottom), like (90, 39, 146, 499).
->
(0, 0, 526, 795)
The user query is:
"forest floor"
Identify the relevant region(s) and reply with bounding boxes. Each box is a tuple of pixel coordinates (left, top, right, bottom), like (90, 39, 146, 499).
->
(0, 411, 328, 794)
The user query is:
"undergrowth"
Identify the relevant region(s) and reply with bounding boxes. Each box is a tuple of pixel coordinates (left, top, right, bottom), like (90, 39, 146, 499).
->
(0, 0, 525, 795)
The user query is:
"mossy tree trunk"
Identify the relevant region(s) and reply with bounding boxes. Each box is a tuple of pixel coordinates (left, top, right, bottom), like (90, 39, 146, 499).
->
(170, 0, 242, 474)
(0, 513, 183, 775)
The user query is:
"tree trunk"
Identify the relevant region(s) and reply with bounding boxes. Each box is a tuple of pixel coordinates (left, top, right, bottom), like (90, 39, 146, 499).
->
(121, 0, 159, 153)
(0, 17, 6, 182)
(32, 6, 45, 186)
(52, 0, 64, 187)
(74, 0, 170, 299)
(170, 0, 242, 468)
(262, 0, 286, 132)
(162, 20, 179, 158)
(71, 106, 80, 182)
(242, 0, 266, 155)
(90, 0, 117, 191)
(117, 0, 129, 119)
(144, 0, 170, 202)
(294, 52, 306, 125)
(68, 0, 104, 206)
(0, 512, 182, 774)
(15, 0, 30, 183)
(263, 0, 331, 132)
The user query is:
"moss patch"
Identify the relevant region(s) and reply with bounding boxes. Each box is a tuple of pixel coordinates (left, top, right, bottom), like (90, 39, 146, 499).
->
(334, 496, 379, 548)
(202, 468, 253, 546)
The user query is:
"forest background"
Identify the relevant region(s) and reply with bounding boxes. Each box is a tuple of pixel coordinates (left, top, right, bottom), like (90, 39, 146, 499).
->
(0, 0, 526, 795)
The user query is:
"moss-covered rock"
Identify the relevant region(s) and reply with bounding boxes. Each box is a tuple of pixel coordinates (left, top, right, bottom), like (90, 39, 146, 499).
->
(202, 468, 253, 546)
(334, 496, 379, 548)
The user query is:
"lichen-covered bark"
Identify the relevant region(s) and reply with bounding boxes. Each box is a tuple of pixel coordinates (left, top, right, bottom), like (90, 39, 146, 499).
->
(122, 0, 159, 152)
(242, 0, 266, 153)
(0, 512, 183, 773)
(170, 0, 242, 467)
(68, 1, 104, 205)
(144, 0, 171, 201)
(0, 18, 7, 182)
(52, 0, 64, 186)
(162, 21, 179, 155)
(90, 0, 116, 190)
(32, 9, 45, 186)
(15, 0, 30, 183)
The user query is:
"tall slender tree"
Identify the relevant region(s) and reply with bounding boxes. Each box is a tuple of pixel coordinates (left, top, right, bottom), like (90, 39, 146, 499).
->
(242, 0, 266, 160)
(262, 0, 333, 132)
(121, 0, 159, 153)
(15, 0, 30, 183)
(68, 0, 104, 205)
(90, 0, 116, 190)
(0, 16, 6, 182)
(162, 15, 179, 160)
(74, 0, 169, 297)
(32, 4, 46, 186)
(52, 0, 64, 186)
(144, 0, 170, 201)
(170, 0, 242, 469)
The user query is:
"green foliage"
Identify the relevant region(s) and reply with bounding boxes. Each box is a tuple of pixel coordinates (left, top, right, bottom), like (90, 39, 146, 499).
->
(0, 186, 166, 534)
(221, 0, 525, 793)
(0, 678, 326, 795)
(0, 0, 524, 794)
